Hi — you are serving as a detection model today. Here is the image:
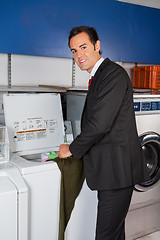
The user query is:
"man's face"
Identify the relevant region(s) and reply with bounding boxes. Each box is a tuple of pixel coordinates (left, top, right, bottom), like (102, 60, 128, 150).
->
(70, 32, 101, 73)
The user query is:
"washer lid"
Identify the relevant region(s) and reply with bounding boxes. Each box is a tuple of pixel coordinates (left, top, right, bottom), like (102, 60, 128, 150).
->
(3, 93, 65, 154)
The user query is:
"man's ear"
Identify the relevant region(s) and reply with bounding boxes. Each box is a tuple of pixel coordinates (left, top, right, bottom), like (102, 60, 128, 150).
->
(95, 40, 100, 53)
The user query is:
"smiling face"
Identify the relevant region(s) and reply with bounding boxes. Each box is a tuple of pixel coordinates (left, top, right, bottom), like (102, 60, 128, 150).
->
(70, 32, 101, 73)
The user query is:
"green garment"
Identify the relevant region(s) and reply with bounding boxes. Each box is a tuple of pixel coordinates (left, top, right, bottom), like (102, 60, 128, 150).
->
(48, 156, 85, 240)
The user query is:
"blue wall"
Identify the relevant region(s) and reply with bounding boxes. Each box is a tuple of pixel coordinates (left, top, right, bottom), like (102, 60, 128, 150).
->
(0, 0, 160, 63)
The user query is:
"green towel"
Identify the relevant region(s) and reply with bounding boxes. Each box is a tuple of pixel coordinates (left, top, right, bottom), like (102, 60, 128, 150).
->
(48, 156, 85, 240)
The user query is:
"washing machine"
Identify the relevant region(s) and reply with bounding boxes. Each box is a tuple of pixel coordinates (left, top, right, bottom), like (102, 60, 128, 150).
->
(0, 125, 28, 240)
(3, 93, 65, 240)
(65, 90, 160, 240)
(126, 92, 160, 239)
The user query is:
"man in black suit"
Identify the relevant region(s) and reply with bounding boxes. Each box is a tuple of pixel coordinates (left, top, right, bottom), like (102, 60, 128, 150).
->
(58, 26, 149, 239)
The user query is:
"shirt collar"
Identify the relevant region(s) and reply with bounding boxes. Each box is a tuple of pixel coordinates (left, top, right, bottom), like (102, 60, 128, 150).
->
(89, 57, 104, 79)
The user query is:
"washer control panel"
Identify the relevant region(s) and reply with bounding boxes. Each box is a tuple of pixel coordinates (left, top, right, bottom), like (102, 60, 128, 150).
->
(134, 99, 160, 114)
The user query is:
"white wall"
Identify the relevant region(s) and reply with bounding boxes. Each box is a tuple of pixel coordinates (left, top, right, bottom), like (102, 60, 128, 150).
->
(11, 54, 73, 87)
(0, 54, 89, 87)
(0, 54, 8, 86)
(0, 53, 92, 89)
(74, 63, 89, 88)
(0, 53, 89, 88)
(0, 53, 155, 89)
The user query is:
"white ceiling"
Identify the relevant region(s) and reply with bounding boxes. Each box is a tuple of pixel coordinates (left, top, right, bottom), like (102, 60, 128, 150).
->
(117, 0, 160, 9)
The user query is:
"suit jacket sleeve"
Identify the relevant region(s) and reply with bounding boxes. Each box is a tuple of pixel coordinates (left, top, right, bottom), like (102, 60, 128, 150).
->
(69, 62, 130, 159)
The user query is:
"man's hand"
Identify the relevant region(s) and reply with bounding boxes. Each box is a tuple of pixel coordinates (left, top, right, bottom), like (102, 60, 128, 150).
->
(58, 144, 72, 159)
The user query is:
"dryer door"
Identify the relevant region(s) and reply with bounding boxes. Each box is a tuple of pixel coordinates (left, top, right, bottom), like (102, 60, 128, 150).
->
(135, 132, 160, 191)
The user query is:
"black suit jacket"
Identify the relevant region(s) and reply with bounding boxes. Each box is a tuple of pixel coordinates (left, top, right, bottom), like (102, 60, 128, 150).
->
(70, 58, 148, 190)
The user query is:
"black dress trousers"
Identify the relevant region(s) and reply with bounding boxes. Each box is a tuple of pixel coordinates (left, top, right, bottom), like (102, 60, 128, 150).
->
(95, 186, 134, 240)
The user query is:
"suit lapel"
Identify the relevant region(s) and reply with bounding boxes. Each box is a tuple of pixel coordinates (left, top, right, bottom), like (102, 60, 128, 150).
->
(81, 58, 110, 128)
(88, 58, 110, 90)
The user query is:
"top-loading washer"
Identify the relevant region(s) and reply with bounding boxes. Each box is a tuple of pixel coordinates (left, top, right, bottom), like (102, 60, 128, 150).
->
(65, 90, 160, 240)
(0, 125, 28, 240)
(3, 93, 65, 240)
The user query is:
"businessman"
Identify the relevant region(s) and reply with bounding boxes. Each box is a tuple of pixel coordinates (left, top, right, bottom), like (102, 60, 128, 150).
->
(58, 26, 149, 239)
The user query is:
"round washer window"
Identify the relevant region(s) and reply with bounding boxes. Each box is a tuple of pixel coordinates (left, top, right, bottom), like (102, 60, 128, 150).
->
(135, 132, 160, 191)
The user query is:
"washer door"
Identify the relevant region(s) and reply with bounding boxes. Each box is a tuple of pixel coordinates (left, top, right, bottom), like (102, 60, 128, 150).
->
(135, 132, 160, 191)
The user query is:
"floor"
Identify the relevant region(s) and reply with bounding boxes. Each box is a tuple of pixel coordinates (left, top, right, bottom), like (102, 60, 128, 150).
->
(136, 231, 160, 239)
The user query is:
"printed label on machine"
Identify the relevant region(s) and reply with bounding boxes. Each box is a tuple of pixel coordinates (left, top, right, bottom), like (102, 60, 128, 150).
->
(13, 117, 58, 142)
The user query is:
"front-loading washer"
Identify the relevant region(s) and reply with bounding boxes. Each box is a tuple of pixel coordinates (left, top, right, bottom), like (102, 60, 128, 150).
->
(3, 93, 65, 240)
(65, 90, 160, 240)
(126, 92, 160, 240)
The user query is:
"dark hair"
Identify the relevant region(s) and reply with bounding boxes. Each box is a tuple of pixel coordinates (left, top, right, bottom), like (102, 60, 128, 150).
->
(68, 26, 102, 55)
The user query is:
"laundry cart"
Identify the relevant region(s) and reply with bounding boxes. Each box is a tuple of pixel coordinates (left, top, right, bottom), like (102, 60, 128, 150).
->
(3, 93, 65, 240)
(0, 125, 28, 240)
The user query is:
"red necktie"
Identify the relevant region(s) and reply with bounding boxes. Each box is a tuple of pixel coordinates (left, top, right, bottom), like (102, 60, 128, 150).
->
(88, 76, 93, 89)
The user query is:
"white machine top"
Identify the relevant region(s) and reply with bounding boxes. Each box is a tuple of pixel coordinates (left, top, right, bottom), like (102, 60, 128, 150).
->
(3, 93, 65, 155)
